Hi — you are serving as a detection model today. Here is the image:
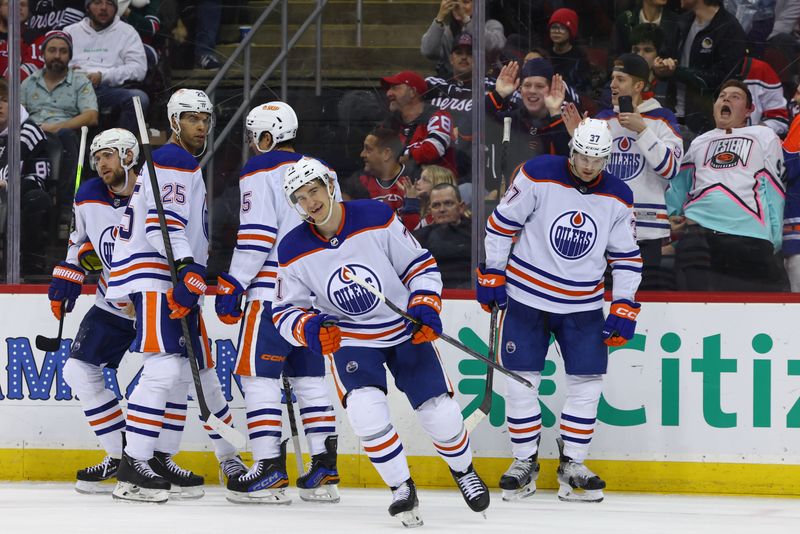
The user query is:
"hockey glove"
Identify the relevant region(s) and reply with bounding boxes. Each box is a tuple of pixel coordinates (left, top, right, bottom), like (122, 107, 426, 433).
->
(166, 263, 207, 320)
(78, 242, 103, 273)
(293, 313, 342, 356)
(602, 299, 641, 347)
(405, 291, 443, 344)
(48, 262, 85, 319)
(215, 272, 245, 324)
(476, 264, 507, 312)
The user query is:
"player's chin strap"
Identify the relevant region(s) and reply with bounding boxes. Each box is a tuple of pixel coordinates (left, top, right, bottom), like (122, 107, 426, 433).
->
(293, 182, 337, 227)
(171, 120, 210, 159)
(109, 149, 136, 195)
(251, 131, 275, 154)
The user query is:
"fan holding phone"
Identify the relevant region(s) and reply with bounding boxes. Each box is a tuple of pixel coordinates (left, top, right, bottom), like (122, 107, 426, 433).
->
(562, 53, 683, 290)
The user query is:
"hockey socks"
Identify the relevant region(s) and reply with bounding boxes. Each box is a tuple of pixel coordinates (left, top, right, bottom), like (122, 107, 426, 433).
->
(560, 374, 603, 462)
(291, 376, 337, 457)
(504, 371, 543, 460)
(241, 376, 283, 461)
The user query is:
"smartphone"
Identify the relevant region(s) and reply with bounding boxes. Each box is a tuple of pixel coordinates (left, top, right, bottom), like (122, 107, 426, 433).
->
(618, 95, 634, 113)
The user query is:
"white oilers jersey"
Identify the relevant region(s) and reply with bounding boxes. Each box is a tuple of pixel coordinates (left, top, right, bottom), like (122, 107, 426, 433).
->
(595, 99, 683, 240)
(666, 125, 785, 250)
(272, 200, 442, 348)
(485, 155, 642, 313)
(66, 177, 132, 318)
(229, 151, 340, 302)
(106, 143, 209, 300)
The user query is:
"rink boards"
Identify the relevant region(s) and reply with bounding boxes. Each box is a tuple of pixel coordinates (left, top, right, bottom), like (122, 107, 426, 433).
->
(1, 291, 800, 496)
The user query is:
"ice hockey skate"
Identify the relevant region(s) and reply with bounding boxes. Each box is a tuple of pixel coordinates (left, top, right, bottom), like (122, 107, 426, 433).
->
(556, 438, 606, 503)
(226, 441, 291, 504)
(389, 478, 423, 528)
(112, 453, 170, 503)
(499, 453, 540, 502)
(218, 453, 248, 485)
(450, 464, 490, 515)
(75, 455, 120, 495)
(297, 435, 341, 503)
(148, 451, 205, 500)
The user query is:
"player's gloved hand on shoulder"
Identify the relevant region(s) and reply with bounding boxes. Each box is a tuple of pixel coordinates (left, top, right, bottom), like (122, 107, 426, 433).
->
(602, 299, 641, 347)
(215, 272, 245, 324)
(294, 312, 342, 356)
(475, 263, 507, 312)
(405, 291, 443, 344)
(48, 262, 85, 319)
(78, 242, 103, 273)
(166, 262, 207, 319)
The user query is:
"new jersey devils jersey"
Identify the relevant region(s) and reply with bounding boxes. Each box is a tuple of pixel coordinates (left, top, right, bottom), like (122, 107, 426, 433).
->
(66, 177, 131, 317)
(485, 155, 641, 313)
(272, 200, 442, 348)
(106, 143, 208, 300)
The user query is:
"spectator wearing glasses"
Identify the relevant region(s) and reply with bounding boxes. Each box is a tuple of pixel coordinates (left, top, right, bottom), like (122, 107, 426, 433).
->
(547, 8, 590, 94)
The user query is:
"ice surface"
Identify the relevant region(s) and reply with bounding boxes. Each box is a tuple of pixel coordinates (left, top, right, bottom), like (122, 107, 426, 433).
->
(2, 483, 799, 534)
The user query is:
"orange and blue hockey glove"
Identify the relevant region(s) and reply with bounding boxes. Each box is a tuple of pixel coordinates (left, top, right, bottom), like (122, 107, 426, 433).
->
(476, 263, 507, 313)
(294, 312, 342, 356)
(215, 272, 245, 324)
(405, 291, 443, 344)
(602, 299, 641, 347)
(48, 262, 85, 319)
(167, 263, 207, 319)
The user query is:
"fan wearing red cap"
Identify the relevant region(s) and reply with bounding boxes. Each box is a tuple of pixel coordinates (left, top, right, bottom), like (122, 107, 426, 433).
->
(547, 8, 591, 94)
(379, 70, 458, 179)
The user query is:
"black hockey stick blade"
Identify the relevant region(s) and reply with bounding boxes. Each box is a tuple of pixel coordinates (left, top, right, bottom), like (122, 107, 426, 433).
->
(464, 306, 499, 432)
(36, 302, 66, 352)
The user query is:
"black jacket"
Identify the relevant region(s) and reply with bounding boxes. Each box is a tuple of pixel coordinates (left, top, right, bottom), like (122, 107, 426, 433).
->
(674, 7, 747, 133)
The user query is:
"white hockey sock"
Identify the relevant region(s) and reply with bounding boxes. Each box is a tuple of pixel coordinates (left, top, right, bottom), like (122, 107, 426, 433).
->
(504, 371, 543, 459)
(416, 393, 473, 473)
(199, 368, 238, 459)
(560, 374, 603, 463)
(154, 380, 190, 456)
(241, 375, 282, 461)
(63, 359, 125, 457)
(346, 387, 410, 488)
(125, 353, 188, 461)
(289, 376, 336, 456)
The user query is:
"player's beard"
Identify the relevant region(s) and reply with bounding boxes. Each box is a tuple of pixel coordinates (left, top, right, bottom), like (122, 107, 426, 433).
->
(106, 166, 127, 192)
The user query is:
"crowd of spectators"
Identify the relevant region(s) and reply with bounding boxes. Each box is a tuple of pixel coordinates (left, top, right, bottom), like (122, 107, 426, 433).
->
(4, 0, 800, 293)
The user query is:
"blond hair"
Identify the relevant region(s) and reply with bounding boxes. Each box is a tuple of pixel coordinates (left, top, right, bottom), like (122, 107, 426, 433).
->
(419, 165, 456, 220)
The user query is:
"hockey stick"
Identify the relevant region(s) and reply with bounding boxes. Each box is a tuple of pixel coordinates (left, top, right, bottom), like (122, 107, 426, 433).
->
(36, 126, 89, 353)
(342, 269, 533, 389)
(36, 301, 65, 352)
(133, 96, 246, 449)
(499, 116, 511, 195)
(463, 306, 498, 433)
(282, 377, 306, 476)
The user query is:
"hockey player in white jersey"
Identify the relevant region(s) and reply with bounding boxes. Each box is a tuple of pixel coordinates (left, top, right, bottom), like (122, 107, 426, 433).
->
(105, 89, 245, 503)
(569, 53, 682, 290)
(273, 158, 490, 527)
(214, 102, 340, 504)
(477, 118, 642, 503)
(48, 128, 139, 494)
(666, 80, 785, 292)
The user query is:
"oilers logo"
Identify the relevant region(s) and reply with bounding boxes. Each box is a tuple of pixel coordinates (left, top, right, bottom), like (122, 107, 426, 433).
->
(549, 210, 597, 260)
(327, 265, 382, 316)
(606, 136, 644, 181)
(98, 225, 118, 270)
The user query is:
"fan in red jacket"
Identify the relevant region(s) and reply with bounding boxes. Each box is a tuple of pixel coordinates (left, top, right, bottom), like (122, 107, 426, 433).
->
(380, 70, 458, 180)
(0, 0, 45, 80)
(738, 56, 789, 137)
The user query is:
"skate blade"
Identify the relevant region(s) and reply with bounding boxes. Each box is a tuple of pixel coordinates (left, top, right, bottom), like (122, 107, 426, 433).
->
(299, 484, 340, 503)
(394, 508, 423, 528)
(112, 482, 169, 504)
(226, 489, 292, 505)
(168, 484, 205, 500)
(557, 483, 604, 503)
(501, 480, 537, 502)
(75, 480, 115, 495)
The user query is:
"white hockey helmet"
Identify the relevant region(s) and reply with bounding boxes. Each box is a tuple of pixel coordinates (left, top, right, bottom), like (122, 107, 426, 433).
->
(90, 128, 139, 171)
(284, 156, 336, 225)
(246, 101, 298, 153)
(167, 88, 214, 134)
(571, 118, 613, 159)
